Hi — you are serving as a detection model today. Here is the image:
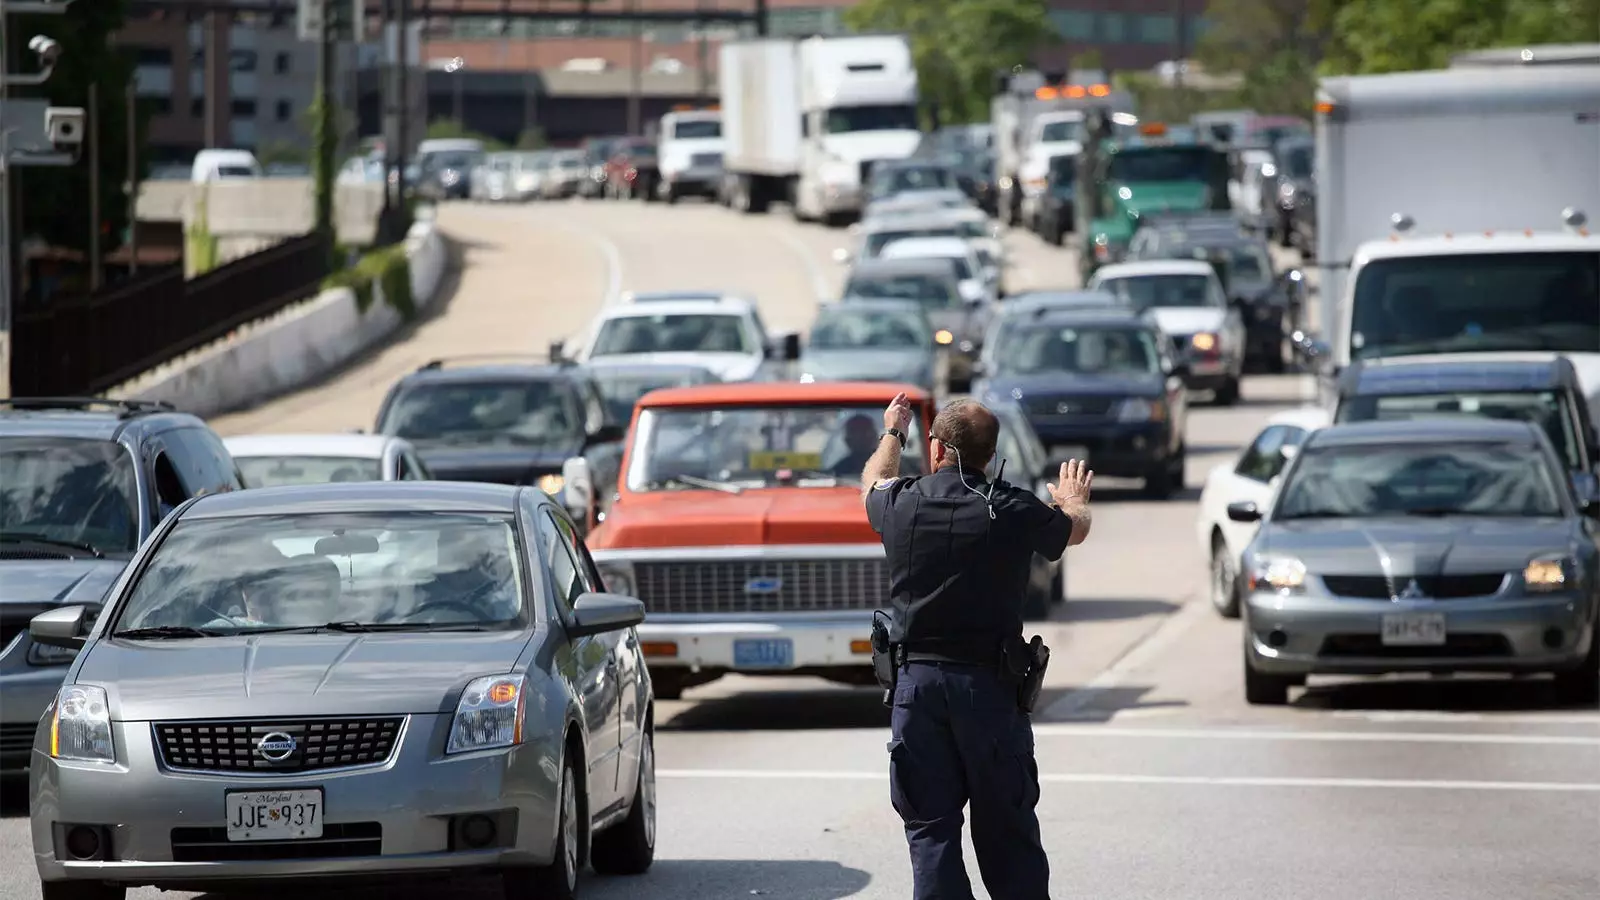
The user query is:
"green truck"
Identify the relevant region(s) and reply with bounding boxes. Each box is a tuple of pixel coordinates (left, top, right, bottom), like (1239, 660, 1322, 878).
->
(1073, 117, 1233, 284)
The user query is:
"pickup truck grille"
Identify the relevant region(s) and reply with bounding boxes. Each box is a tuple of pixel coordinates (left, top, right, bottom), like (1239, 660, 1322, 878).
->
(633, 558, 889, 614)
(690, 151, 723, 168)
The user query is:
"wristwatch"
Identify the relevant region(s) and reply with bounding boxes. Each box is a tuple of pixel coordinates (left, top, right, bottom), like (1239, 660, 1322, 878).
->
(882, 428, 907, 450)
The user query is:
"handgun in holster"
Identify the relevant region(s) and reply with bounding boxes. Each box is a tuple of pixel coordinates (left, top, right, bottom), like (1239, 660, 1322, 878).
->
(870, 610, 900, 707)
(1002, 634, 1052, 714)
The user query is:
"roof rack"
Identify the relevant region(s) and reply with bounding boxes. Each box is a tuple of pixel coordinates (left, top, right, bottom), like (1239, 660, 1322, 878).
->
(415, 347, 574, 373)
(0, 397, 177, 418)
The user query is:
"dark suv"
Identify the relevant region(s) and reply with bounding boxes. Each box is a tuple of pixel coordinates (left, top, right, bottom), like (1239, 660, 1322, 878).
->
(0, 398, 242, 772)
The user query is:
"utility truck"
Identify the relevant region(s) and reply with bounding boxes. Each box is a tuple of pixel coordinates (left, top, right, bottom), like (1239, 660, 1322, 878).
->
(719, 34, 921, 226)
(991, 69, 1135, 228)
(1296, 60, 1600, 417)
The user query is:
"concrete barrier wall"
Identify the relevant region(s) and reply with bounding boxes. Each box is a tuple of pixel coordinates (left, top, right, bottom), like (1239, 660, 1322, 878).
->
(139, 179, 385, 248)
(112, 216, 449, 419)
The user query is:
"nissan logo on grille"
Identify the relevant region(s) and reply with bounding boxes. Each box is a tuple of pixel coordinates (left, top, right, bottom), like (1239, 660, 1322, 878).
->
(255, 731, 297, 762)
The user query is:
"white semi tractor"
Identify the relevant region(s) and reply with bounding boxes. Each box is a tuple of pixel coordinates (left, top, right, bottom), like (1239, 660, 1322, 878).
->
(1301, 59, 1600, 416)
(719, 34, 921, 226)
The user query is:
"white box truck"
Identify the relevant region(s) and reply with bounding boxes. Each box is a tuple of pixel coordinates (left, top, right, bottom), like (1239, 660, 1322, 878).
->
(990, 70, 1135, 227)
(1305, 63, 1600, 415)
(719, 34, 920, 226)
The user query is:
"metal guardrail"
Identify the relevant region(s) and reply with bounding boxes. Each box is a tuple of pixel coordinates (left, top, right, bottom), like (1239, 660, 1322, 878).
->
(10, 232, 331, 396)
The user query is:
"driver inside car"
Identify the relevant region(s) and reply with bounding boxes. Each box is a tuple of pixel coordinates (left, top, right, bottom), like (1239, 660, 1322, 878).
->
(205, 555, 342, 628)
(415, 527, 518, 621)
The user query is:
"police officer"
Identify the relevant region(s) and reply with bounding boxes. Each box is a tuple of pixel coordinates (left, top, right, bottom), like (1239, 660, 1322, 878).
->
(862, 393, 1093, 900)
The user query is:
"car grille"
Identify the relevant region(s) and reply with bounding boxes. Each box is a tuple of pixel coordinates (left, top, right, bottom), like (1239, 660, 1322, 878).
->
(690, 151, 723, 168)
(633, 558, 889, 615)
(170, 823, 382, 862)
(1319, 573, 1508, 600)
(1023, 395, 1118, 419)
(155, 717, 404, 773)
(0, 722, 35, 758)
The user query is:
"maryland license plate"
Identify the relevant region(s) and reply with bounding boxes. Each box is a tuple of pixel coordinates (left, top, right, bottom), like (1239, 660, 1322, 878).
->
(225, 788, 324, 841)
(733, 639, 794, 669)
(1381, 613, 1447, 647)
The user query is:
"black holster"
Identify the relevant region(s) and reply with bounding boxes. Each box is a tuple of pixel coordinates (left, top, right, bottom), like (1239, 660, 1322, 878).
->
(870, 611, 900, 707)
(1001, 634, 1052, 714)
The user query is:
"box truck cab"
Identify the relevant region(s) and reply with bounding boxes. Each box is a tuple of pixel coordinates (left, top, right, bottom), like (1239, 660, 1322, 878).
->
(656, 108, 724, 202)
(1295, 62, 1600, 418)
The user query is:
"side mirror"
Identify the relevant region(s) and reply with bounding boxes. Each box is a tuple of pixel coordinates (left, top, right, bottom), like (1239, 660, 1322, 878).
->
(31, 605, 92, 650)
(832, 247, 852, 264)
(567, 592, 646, 638)
(588, 422, 626, 445)
(561, 456, 595, 520)
(1226, 501, 1262, 523)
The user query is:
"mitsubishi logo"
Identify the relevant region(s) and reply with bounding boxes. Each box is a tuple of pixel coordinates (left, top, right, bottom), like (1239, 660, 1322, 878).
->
(1056, 402, 1076, 415)
(1394, 579, 1428, 601)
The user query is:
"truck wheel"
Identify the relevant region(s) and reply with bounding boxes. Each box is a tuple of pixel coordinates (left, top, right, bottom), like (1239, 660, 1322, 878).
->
(663, 184, 679, 205)
(1142, 463, 1175, 500)
(1213, 377, 1241, 406)
(651, 672, 685, 700)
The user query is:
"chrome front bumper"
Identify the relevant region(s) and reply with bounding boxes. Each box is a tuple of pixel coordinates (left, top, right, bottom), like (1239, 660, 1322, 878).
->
(638, 612, 878, 672)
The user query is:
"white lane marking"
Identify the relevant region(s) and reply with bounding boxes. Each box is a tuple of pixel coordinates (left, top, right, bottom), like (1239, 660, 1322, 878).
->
(552, 220, 626, 308)
(1041, 596, 1209, 720)
(1029, 725, 1600, 746)
(1330, 710, 1600, 726)
(771, 226, 834, 303)
(659, 769, 1600, 792)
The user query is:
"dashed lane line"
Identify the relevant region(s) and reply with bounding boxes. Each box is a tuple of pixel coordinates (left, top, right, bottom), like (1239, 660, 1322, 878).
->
(1028, 725, 1600, 746)
(658, 769, 1600, 792)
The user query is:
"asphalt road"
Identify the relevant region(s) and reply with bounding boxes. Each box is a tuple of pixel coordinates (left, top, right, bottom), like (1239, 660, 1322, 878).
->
(2, 198, 1596, 900)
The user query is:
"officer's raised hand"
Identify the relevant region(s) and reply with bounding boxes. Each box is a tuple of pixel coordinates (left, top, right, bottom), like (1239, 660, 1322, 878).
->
(883, 391, 914, 432)
(1048, 458, 1094, 546)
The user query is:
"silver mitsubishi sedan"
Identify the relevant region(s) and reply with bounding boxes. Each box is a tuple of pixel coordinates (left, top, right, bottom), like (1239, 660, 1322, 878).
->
(26, 481, 656, 900)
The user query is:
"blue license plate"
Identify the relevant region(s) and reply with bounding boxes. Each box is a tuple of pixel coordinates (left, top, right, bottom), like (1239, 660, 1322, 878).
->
(733, 639, 794, 669)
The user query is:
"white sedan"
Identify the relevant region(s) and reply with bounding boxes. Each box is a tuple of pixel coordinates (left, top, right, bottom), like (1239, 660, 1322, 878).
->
(878, 235, 999, 303)
(223, 433, 431, 487)
(1194, 407, 1329, 617)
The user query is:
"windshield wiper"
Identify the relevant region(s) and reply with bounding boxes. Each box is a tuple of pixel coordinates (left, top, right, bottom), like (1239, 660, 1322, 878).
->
(324, 621, 489, 632)
(1278, 510, 1350, 520)
(1, 533, 104, 558)
(113, 625, 229, 639)
(664, 475, 744, 495)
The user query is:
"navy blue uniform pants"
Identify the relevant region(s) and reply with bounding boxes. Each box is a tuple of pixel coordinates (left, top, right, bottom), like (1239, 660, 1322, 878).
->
(888, 661, 1050, 900)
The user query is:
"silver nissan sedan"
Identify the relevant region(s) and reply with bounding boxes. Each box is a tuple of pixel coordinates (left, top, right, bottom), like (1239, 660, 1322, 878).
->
(26, 481, 656, 900)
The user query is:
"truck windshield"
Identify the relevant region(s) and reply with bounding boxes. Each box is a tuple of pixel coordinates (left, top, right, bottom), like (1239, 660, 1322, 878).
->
(1349, 251, 1600, 359)
(625, 404, 928, 490)
(0, 437, 141, 556)
(1279, 143, 1313, 179)
(825, 104, 919, 134)
(1039, 120, 1084, 143)
(1108, 147, 1223, 183)
(673, 120, 721, 139)
(1335, 390, 1581, 470)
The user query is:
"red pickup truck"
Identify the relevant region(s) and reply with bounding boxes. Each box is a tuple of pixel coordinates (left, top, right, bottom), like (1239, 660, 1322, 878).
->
(557, 381, 937, 699)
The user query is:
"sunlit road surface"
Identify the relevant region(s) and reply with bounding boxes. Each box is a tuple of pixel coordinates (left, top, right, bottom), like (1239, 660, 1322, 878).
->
(1, 199, 1595, 900)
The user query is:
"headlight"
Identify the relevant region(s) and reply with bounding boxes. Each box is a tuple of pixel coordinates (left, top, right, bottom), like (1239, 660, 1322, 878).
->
(1115, 398, 1166, 422)
(1523, 556, 1572, 592)
(934, 329, 954, 345)
(51, 684, 114, 762)
(536, 473, 564, 496)
(1247, 557, 1306, 593)
(596, 560, 637, 597)
(446, 674, 526, 755)
(1191, 332, 1218, 352)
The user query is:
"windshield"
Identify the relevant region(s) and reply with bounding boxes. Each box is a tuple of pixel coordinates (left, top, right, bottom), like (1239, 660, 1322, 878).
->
(865, 228, 960, 257)
(0, 437, 140, 556)
(236, 456, 384, 488)
(625, 405, 928, 490)
(557, 154, 584, 169)
(881, 247, 973, 280)
(1280, 143, 1313, 178)
(869, 166, 953, 200)
(1173, 243, 1269, 284)
(380, 380, 584, 448)
(1039, 120, 1084, 143)
(1335, 390, 1581, 470)
(673, 119, 721, 139)
(593, 368, 719, 423)
(810, 308, 930, 349)
(1349, 252, 1600, 359)
(998, 325, 1163, 377)
(592, 313, 753, 355)
(844, 273, 959, 308)
(825, 104, 919, 134)
(1100, 274, 1220, 310)
(1108, 147, 1222, 183)
(112, 512, 526, 634)
(1274, 442, 1564, 519)
(427, 153, 476, 171)
(216, 165, 256, 178)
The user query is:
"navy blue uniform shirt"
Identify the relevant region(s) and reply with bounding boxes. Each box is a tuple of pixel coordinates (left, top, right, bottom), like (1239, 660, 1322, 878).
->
(866, 465, 1073, 649)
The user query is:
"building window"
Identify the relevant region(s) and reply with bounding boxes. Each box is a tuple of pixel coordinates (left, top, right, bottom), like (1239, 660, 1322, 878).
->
(276, 99, 292, 121)
(231, 98, 257, 118)
(230, 49, 257, 72)
(1189, 16, 1213, 38)
(274, 52, 291, 74)
(138, 95, 172, 116)
(1048, 11, 1096, 41)
(1135, 14, 1179, 44)
(191, 97, 204, 118)
(1098, 13, 1128, 42)
(768, 8, 847, 37)
(131, 46, 173, 67)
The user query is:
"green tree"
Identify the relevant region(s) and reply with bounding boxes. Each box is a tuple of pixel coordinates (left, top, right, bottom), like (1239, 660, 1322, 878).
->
(1325, 0, 1600, 74)
(845, 0, 1055, 127)
(425, 118, 507, 150)
(12, 0, 142, 254)
(1195, 0, 1347, 115)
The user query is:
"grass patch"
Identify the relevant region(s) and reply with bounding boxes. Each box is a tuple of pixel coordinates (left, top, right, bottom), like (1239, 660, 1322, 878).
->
(322, 243, 414, 320)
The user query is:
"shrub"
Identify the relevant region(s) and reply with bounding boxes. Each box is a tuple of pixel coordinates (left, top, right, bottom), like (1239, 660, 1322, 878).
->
(320, 243, 414, 320)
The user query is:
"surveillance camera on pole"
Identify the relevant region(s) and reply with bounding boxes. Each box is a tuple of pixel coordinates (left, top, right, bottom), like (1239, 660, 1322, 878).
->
(5, 34, 63, 86)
